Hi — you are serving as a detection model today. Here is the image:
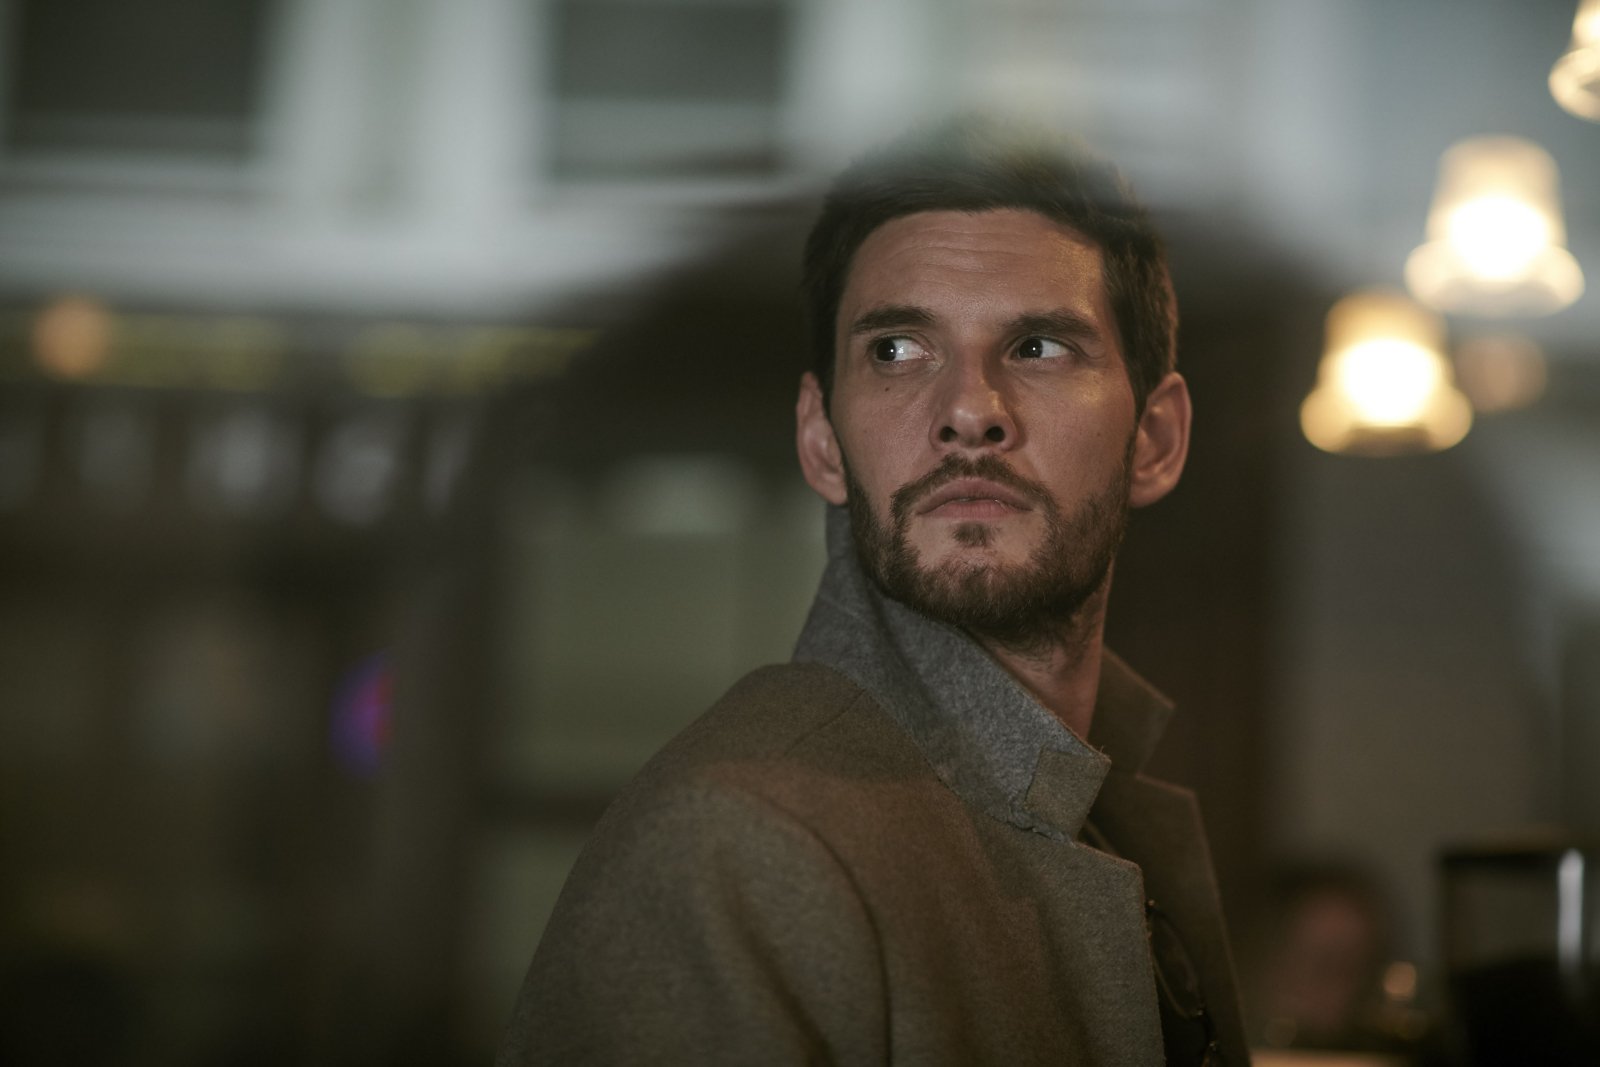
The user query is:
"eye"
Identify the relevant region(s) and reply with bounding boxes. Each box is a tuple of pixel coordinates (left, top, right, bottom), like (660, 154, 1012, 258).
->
(1017, 336, 1073, 360)
(870, 336, 929, 363)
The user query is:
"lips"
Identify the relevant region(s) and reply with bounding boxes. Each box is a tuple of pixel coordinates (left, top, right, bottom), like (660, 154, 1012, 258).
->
(916, 477, 1034, 516)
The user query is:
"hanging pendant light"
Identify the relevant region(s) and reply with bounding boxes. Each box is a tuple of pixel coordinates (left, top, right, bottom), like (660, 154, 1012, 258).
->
(1404, 137, 1584, 316)
(1452, 334, 1548, 414)
(1551, 0, 1600, 120)
(1300, 289, 1472, 455)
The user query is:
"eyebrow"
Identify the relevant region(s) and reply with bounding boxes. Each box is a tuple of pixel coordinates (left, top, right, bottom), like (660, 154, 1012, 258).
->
(1001, 309, 1106, 343)
(848, 303, 1105, 342)
(846, 304, 937, 338)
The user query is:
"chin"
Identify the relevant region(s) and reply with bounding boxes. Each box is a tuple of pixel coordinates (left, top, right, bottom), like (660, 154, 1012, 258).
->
(926, 520, 1040, 560)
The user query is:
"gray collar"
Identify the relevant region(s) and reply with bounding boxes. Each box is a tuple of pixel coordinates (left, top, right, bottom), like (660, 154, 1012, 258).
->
(793, 506, 1174, 842)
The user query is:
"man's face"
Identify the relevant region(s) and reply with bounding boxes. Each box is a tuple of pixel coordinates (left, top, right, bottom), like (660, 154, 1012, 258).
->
(802, 208, 1145, 643)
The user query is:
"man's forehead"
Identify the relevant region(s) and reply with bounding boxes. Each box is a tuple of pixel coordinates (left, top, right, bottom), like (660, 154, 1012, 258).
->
(838, 208, 1111, 321)
(862, 207, 1096, 246)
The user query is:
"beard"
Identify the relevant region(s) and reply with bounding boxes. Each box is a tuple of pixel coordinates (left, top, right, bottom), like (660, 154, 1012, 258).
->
(844, 444, 1133, 649)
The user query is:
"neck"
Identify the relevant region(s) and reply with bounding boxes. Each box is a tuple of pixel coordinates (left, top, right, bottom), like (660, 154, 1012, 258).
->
(972, 581, 1110, 742)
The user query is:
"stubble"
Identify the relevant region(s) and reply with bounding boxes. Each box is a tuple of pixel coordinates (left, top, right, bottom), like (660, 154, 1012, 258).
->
(844, 445, 1133, 651)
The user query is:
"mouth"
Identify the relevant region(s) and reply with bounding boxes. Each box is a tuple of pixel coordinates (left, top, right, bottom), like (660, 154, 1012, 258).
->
(916, 478, 1034, 518)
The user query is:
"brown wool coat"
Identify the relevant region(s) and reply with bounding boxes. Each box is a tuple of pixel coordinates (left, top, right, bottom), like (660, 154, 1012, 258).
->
(499, 511, 1249, 1066)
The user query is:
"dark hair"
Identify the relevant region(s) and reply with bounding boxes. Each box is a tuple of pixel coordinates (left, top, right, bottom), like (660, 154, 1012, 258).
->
(801, 117, 1177, 413)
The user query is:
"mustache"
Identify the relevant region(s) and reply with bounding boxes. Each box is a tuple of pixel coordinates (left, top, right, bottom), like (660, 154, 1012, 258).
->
(888, 454, 1053, 524)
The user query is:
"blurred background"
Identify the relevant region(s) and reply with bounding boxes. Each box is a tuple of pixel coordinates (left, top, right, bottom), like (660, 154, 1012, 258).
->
(1, 0, 1598, 1064)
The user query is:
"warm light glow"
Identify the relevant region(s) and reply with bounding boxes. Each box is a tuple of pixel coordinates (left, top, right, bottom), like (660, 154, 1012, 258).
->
(1300, 290, 1472, 455)
(1453, 335, 1547, 413)
(1443, 196, 1549, 280)
(32, 295, 113, 379)
(1580, 0, 1600, 41)
(1382, 961, 1419, 1002)
(1329, 339, 1444, 426)
(1405, 137, 1584, 315)
(1551, 0, 1600, 121)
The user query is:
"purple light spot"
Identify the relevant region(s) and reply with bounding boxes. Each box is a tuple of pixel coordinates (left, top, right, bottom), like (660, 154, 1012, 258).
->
(331, 651, 392, 776)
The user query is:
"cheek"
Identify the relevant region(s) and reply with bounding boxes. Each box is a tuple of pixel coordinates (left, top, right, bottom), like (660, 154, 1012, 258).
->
(851, 385, 928, 444)
(1032, 420, 1132, 496)
(852, 435, 924, 498)
(1032, 385, 1136, 447)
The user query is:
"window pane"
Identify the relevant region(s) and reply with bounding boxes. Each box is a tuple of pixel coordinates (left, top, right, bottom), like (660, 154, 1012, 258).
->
(4, 0, 274, 157)
(545, 0, 791, 179)
(551, 1, 787, 103)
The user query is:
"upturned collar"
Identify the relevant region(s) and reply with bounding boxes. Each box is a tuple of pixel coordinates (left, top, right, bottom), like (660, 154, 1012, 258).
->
(793, 505, 1175, 842)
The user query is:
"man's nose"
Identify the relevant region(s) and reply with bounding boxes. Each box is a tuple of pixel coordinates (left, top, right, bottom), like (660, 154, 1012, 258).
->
(931, 355, 1017, 451)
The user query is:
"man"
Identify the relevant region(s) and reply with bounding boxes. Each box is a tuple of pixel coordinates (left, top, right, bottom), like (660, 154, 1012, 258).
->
(499, 119, 1248, 1065)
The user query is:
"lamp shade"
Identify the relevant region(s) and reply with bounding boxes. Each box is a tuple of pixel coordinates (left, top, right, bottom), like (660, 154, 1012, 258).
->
(1300, 289, 1472, 455)
(1404, 137, 1584, 316)
(1453, 335, 1547, 414)
(1551, 0, 1600, 120)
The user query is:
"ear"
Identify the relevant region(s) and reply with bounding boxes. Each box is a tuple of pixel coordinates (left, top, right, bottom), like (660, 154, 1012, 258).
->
(796, 372, 848, 506)
(1128, 371, 1191, 509)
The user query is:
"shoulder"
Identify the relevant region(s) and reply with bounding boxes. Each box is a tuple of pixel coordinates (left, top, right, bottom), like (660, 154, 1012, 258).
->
(507, 666, 899, 1063)
(632, 661, 922, 792)
(555, 660, 939, 922)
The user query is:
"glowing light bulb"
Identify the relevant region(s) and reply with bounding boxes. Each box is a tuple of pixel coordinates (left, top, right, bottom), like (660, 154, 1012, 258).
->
(1405, 137, 1583, 315)
(1444, 196, 1550, 280)
(1331, 339, 1446, 426)
(1300, 290, 1472, 455)
(1580, 4, 1600, 43)
(1552, 0, 1600, 121)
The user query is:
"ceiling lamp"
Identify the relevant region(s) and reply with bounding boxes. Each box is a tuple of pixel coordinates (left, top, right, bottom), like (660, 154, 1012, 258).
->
(1404, 137, 1584, 316)
(32, 294, 113, 380)
(1300, 290, 1472, 455)
(1551, 0, 1600, 120)
(1452, 334, 1548, 413)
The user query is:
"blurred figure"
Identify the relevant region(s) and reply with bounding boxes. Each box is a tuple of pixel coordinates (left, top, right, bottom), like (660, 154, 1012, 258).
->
(1245, 862, 1422, 1054)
